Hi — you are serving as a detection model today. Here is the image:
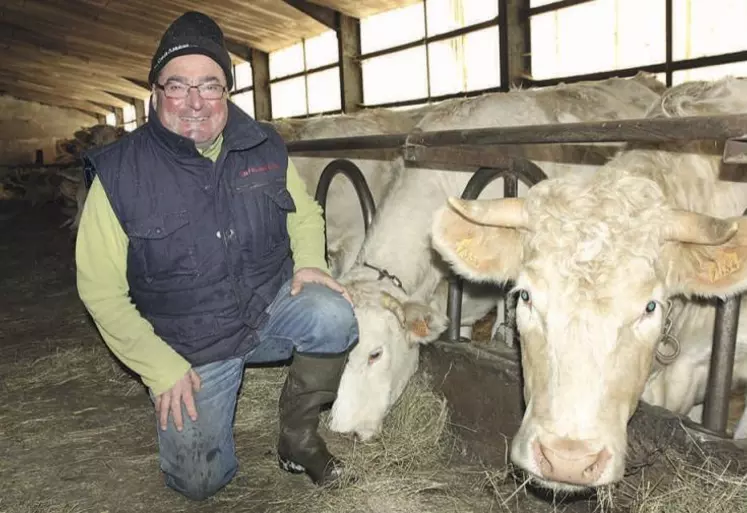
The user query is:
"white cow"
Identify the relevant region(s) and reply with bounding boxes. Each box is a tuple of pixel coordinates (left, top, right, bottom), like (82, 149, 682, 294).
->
(430, 77, 747, 492)
(272, 108, 426, 277)
(329, 73, 665, 442)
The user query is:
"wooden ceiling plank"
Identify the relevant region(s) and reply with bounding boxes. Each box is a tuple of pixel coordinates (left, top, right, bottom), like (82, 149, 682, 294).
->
(282, 0, 339, 30)
(2, 62, 151, 100)
(0, 0, 417, 111)
(0, 75, 131, 109)
(0, 85, 111, 117)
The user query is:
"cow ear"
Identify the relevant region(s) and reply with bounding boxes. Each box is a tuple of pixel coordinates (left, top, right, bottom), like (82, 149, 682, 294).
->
(662, 214, 747, 298)
(431, 200, 524, 284)
(403, 301, 449, 345)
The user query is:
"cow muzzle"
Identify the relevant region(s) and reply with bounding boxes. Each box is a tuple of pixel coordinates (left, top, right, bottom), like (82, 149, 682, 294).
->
(532, 436, 611, 487)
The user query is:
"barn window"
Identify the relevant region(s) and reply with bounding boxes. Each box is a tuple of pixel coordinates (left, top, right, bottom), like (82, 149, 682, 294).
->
(428, 25, 500, 97)
(270, 30, 341, 119)
(528, 0, 747, 88)
(105, 112, 116, 127)
(123, 104, 137, 132)
(360, 0, 501, 108)
(271, 77, 308, 118)
(673, 0, 747, 60)
(360, 3, 425, 54)
(270, 43, 306, 80)
(307, 67, 341, 114)
(362, 47, 428, 105)
(231, 91, 255, 118)
(304, 30, 338, 69)
(530, 0, 665, 80)
(233, 62, 253, 91)
(425, 0, 498, 36)
(673, 61, 747, 84)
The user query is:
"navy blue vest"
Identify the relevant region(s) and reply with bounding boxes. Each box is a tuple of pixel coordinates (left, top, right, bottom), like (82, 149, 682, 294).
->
(86, 102, 295, 366)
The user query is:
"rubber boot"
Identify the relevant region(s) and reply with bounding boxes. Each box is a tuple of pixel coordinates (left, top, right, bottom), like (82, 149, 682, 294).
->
(277, 350, 348, 486)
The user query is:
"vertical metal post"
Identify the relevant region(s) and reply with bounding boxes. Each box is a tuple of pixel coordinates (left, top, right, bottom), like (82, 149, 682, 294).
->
(442, 159, 547, 344)
(503, 173, 518, 348)
(702, 296, 742, 435)
(665, 0, 673, 87)
(445, 274, 464, 342)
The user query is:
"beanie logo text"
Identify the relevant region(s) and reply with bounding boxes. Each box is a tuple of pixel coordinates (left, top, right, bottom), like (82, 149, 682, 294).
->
(155, 44, 196, 69)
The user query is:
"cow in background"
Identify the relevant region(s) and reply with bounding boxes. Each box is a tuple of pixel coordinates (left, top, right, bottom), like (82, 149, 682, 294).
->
(270, 107, 427, 277)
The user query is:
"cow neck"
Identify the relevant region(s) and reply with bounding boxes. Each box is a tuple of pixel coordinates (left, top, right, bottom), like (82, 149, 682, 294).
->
(361, 262, 407, 294)
(354, 166, 445, 296)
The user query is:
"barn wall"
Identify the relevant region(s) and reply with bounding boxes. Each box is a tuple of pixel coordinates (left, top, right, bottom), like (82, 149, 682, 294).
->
(0, 95, 97, 166)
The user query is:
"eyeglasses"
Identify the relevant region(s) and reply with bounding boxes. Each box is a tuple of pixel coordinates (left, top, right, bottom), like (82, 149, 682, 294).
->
(155, 82, 227, 100)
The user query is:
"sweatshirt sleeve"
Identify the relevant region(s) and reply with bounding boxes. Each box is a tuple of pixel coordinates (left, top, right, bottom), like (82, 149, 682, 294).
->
(75, 177, 191, 396)
(285, 158, 331, 274)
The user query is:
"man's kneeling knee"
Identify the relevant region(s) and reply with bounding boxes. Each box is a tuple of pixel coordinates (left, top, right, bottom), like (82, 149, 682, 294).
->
(164, 463, 237, 501)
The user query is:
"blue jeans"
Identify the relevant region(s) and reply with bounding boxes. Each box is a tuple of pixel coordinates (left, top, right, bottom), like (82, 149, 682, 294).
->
(152, 280, 358, 501)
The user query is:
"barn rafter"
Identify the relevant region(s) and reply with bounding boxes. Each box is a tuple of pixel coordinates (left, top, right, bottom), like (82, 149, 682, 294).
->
(0, 0, 418, 115)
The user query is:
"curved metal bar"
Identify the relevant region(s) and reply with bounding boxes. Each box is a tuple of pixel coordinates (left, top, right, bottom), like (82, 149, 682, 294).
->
(313, 159, 377, 266)
(444, 158, 549, 344)
(314, 159, 377, 233)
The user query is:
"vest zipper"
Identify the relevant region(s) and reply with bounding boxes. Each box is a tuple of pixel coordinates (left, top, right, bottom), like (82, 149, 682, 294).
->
(214, 150, 244, 312)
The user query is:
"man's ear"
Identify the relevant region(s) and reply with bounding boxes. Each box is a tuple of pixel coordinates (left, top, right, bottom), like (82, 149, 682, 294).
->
(431, 198, 524, 284)
(662, 213, 747, 299)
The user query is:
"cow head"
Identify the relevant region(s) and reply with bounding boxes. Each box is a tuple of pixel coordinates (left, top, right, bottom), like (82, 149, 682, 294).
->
(329, 279, 449, 440)
(430, 173, 747, 491)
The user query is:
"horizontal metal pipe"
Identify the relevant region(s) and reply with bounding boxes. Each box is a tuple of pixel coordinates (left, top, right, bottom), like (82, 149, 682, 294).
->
(285, 114, 747, 154)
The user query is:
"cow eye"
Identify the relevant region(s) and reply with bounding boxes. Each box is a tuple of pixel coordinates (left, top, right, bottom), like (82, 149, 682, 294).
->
(368, 348, 383, 365)
(519, 290, 531, 303)
(645, 301, 657, 314)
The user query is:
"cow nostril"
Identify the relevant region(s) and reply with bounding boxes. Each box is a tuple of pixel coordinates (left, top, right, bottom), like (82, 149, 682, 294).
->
(533, 439, 610, 486)
(534, 440, 554, 475)
(583, 461, 597, 478)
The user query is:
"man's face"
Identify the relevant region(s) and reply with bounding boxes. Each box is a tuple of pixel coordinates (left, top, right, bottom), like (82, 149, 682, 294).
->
(153, 54, 229, 148)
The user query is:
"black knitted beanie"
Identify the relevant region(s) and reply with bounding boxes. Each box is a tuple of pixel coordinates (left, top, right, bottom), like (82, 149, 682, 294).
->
(149, 11, 234, 90)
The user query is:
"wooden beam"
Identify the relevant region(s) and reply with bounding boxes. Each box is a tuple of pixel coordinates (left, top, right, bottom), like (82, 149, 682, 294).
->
(0, 39, 150, 82)
(126, 78, 152, 91)
(499, 0, 531, 89)
(338, 13, 363, 112)
(0, 74, 131, 110)
(0, 15, 153, 68)
(282, 0, 338, 30)
(114, 107, 125, 128)
(133, 98, 147, 127)
(250, 49, 272, 121)
(0, 87, 111, 117)
(1, 60, 150, 100)
(225, 38, 253, 62)
(0, 73, 133, 110)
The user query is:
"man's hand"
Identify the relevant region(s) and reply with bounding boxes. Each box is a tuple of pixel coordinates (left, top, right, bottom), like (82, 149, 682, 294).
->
(154, 369, 202, 432)
(290, 267, 353, 305)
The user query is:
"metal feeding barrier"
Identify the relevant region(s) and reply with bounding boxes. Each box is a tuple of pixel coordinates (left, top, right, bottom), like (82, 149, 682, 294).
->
(293, 112, 747, 438)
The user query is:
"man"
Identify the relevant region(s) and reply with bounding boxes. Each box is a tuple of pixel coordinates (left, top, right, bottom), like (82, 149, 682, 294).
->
(75, 11, 358, 501)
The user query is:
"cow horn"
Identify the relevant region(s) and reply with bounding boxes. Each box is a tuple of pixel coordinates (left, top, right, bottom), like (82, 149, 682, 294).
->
(447, 197, 527, 228)
(380, 291, 406, 327)
(664, 210, 738, 245)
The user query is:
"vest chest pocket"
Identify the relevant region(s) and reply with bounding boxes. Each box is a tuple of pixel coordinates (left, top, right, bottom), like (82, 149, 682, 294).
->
(234, 182, 296, 257)
(125, 211, 198, 280)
